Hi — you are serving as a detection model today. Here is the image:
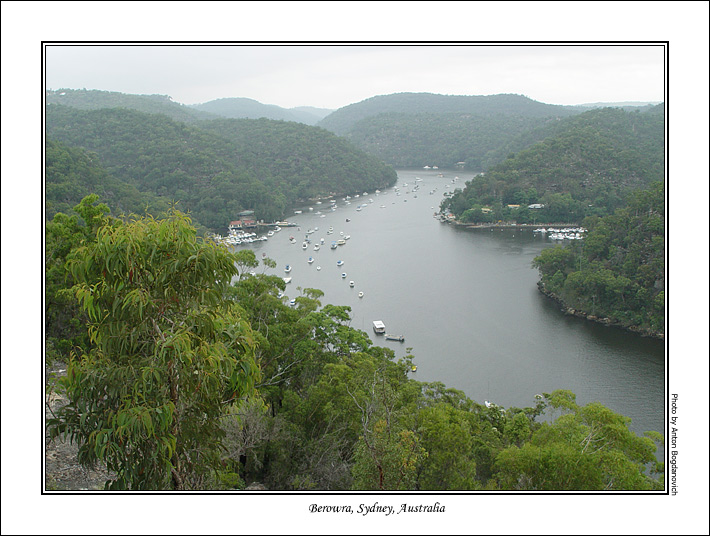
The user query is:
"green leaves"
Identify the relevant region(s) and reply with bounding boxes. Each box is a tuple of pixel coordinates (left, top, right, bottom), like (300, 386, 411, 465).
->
(492, 391, 663, 490)
(48, 209, 259, 490)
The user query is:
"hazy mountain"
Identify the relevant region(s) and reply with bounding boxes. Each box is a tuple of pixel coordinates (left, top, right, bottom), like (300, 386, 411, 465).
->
(316, 92, 584, 136)
(291, 106, 333, 122)
(45, 89, 218, 123)
(190, 98, 332, 125)
(576, 101, 662, 109)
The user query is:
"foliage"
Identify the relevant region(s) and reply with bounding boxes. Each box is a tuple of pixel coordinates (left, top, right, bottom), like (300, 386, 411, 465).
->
(45, 194, 111, 360)
(189, 97, 329, 125)
(441, 106, 664, 223)
(46, 138, 168, 221)
(533, 182, 665, 334)
(46, 105, 396, 231)
(318, 92, 582, 136)
(47, 209, 260, 489)
(493, 390, 663, 490)
(46, 88, 218, 123)
(344, 112, 548, 169)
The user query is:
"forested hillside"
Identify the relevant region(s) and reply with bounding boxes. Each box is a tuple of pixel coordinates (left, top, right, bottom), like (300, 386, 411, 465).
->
(344, 112, 551, 169)
(317, 92, 584, 135)
(45, 139, 168, 221)
(441, 105, 664, 224)
(533, 181, 665, 336)
(46, 89, 217, 123)
(45, 105, 396, 230)
(190, 97, 331, 125)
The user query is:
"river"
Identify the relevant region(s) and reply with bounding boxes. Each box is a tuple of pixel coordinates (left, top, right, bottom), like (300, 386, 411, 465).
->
(232, 169, 666, 439)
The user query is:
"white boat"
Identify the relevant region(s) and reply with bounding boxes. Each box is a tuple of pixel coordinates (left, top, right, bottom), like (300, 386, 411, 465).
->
(316, 266, 321, 271)
(337, 260, 344, 266)
(314, 244, 320, 251)
(330, 242, 338, 249)
(349, 281, 355, 287)
(358, 291, 364, 298)
(341, 272, 347, 278)
(372, 321, 386, 334)
(308, 257, 314, 264)
(283, 277, 292, 284)
(289, 298, 296, 307)
(337, 239, 346, 246)
(284, 265, 292, 273)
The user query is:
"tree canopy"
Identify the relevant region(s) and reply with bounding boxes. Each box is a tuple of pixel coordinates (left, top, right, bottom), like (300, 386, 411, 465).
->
(441, 106, 664, 223)
(46, 105, 396, 231)
(46, 198, 664, 491)
(533, 181, 665, 336)
(48, 209, 260, 489)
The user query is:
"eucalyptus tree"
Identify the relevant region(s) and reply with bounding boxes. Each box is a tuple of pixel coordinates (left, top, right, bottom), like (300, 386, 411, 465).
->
(493, 390, 663, 490)
(48, 210, 260, 490)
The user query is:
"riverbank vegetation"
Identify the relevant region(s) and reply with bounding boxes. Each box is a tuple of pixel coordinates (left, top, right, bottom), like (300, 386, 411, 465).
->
(533, 182, 665, 337)
(46, 197, 664, 491)
(46, 104, 397, 231)
(440, 105, 664, 224)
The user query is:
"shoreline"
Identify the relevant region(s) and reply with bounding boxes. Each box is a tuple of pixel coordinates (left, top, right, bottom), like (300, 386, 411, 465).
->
(536, 281, 664, 340)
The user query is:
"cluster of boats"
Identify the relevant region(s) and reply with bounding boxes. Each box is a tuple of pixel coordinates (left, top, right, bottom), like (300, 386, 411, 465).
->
(533, 227, 588, 240)
(213, 231, 269, 246)
(213, 226, 287, 246)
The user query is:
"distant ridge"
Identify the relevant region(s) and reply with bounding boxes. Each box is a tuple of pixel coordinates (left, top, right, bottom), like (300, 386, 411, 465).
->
(190, 97, 332, 125)
(45, 89, 218, 123)
(316, 92, 582, 135)
(576, 101, 662, 108)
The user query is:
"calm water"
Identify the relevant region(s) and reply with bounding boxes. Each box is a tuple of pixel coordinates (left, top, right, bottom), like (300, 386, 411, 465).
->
(233, 169, 666, 438)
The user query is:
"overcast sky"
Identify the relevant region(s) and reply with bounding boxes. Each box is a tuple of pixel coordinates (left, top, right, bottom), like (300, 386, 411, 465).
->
(45, 44, 665, 109)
